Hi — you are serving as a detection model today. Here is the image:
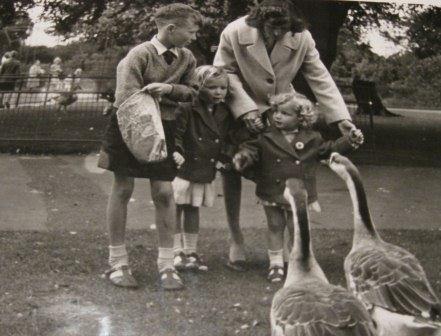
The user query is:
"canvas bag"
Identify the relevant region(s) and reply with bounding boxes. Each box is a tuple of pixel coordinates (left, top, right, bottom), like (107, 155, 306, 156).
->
(116, 91, 167, 163)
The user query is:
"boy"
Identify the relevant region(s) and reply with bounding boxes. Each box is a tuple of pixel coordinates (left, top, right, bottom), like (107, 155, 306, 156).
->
(98, 3, 202, 290)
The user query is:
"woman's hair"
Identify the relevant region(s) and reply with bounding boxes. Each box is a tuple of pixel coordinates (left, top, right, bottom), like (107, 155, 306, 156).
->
(246, 0, 307, 34)
(192, 65, 229, 91)
(269, 92, 317, 129)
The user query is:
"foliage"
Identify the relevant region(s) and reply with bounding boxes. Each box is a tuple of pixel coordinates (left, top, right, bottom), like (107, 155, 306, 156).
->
(0, 1, 34, 53)
(407, 7, 441, 59)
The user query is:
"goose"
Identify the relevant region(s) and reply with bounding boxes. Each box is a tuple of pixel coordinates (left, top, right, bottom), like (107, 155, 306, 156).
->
(327, 153, 441, 336)
(270, 178, 377, 336)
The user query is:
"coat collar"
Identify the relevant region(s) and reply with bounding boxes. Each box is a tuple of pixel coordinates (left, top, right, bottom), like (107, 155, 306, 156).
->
(263, 126, 317, 158)
(237, 16, 301, 75)
(192, 98, 228, 135)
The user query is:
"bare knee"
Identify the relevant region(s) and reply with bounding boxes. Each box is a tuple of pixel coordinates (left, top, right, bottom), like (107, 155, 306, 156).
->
(151, 184, 174, 207)
(112, 175, 134, 202)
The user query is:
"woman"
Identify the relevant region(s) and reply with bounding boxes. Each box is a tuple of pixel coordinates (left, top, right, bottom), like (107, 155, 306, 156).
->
(213, 0, 359, 271)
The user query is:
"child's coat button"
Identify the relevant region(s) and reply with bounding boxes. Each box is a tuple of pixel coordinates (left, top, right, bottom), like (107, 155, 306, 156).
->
(210, 158, 215, 163)
(214, 139, 219, 143)
(295, 160, 300, 165)
(276, 158, 281, 163)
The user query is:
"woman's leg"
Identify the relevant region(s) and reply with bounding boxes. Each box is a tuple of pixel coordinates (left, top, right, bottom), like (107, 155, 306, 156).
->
(221, 171, 246, 264)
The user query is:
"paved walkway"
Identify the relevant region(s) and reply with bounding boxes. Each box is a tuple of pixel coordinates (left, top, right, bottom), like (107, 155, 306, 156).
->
(1, 153, 440, 232)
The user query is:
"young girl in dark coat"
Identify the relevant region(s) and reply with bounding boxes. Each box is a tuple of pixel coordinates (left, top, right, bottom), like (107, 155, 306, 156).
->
(234, 92, 364, 283)
(172, 65, 234, 271)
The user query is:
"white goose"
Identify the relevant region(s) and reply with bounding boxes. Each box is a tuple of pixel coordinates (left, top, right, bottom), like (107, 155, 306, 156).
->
(270, 178, 377, 336)
(328, 153, 441, 336)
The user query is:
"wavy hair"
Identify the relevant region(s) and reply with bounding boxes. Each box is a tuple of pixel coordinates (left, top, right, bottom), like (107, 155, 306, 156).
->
(269, 92, 317, 129)
(192, 65, 229, 91)
(246, 0, 307, 34)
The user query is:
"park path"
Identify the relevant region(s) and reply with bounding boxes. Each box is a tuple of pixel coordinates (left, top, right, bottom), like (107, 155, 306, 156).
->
(1, 153, 441, 232)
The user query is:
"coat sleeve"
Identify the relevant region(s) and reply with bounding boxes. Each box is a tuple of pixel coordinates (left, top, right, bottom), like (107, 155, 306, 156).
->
(174, 105, 189, 155)
(213, 29, 258, 119)
(236, 136, 262, 167)
(317, 134, 354, 160)
(301, 31, 351, 124)
(167, 52, 196, 103)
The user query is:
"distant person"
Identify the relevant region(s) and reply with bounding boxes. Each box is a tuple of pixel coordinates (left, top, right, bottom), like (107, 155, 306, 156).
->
(64, 68, 82, 91)
(27, 59, 45, 90)
(97, 3, 202, 290)
(0, 51, 21, 108)
(49, 57, 64, 92)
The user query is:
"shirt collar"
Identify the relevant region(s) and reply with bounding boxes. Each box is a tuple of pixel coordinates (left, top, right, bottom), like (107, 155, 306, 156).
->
(150, 35, 179, 57)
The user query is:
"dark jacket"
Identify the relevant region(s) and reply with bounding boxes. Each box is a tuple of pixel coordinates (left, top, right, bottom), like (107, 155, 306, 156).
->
(237, 126, 354, 203)
(175, 98, 234, 183)
(0, 59, 21, 89)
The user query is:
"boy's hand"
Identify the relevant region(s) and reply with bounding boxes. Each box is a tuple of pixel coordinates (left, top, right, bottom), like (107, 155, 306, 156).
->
(233, 153, 250, 172)
(349, 128, 364, 146)
(142, 83, 173, 97)
(173, 152, 185, 169)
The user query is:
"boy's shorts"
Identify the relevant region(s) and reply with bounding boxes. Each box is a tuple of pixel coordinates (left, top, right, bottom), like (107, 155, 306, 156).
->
(98, 111, 177, 181)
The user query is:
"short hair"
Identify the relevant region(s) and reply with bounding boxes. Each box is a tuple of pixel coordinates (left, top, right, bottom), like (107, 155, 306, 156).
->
(192, 65, 229, 91)
(154, 3, 202, 27)
(246, 0, 307, 34)
(269, 92, 317, 129)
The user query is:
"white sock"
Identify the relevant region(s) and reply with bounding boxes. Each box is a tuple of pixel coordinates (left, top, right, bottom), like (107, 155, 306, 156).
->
(109, 244, 128, 269)
(157, 247, 174, 272)
(229, 243, 246, 262)
(173, 233, 183, 255)
(268, 249, 284, 268)
(183, 233, 198, 255)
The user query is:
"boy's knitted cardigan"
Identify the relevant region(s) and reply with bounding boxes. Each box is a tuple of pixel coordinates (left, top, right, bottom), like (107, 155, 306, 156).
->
(114, 42, 196, 120)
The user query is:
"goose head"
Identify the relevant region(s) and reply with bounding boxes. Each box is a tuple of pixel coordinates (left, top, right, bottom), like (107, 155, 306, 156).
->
(327, 152, 358, 182)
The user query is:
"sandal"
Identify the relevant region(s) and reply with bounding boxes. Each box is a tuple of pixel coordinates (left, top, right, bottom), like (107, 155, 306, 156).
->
(159, 268, 185, 291)
(173, 252, 188, 271)
(226, 259, 248, 272)
(186, 253, 208, 272)
(104, 265, 138, 288)
(268, 266, 284, 283)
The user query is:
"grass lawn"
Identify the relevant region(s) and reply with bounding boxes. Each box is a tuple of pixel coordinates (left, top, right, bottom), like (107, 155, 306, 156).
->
(1, 228, 440, 336)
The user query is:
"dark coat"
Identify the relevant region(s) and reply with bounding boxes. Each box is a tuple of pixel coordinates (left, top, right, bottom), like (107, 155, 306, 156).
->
(237, 126, 354, 203)
(175, 98, 235, 183)
(0, 59, 21, 90)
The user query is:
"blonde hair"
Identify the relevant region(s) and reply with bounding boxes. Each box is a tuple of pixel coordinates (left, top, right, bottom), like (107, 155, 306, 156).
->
(269, 92, 317, 129)
(192, 65, 229, 91)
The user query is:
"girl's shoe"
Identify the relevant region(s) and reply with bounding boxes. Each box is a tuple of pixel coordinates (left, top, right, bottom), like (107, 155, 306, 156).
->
(159, 268, 185, 291)
(186, 253, 208, 272)
(173, 252, 188, 271)
(267, 266, 284, 283)
(104, 265, 138, 288)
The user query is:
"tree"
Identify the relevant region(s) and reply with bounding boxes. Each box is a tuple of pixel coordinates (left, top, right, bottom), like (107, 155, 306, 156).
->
(0, 1, 34, 53)
(407, 6, 441, 59)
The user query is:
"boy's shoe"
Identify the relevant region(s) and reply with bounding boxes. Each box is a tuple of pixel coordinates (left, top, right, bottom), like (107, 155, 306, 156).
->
(173, 252, 188, 271)
(104, 265, 138, 288)
(159, 268, 185, 291)
(267, 266, 284, 283)
(185, 253, 208, 272)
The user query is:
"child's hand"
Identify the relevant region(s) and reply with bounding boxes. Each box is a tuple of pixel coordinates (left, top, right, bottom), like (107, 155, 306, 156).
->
(349, 128, 364, 146)
(233, 153, 249, 172)
(173, 152, 185, 169)
(142, 83, 173, 97)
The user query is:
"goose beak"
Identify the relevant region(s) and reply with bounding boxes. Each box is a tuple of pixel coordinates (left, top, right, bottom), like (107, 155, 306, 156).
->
(327, 152, 340, 166)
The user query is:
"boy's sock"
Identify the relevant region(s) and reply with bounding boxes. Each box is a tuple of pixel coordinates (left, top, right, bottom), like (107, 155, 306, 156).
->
(268, 249, 284, 268)
(183, 233, 198, 255)
(157, 247, 174, 272)
(109, 244, 129, 269)
(173, 233, 183, 255)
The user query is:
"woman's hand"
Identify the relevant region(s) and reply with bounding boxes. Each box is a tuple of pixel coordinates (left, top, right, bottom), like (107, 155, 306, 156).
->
(337, 119, 357, 136)
(173, 152, 185, 169)
(349, 128, 364, 147)
(241, 110, 265, 133)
